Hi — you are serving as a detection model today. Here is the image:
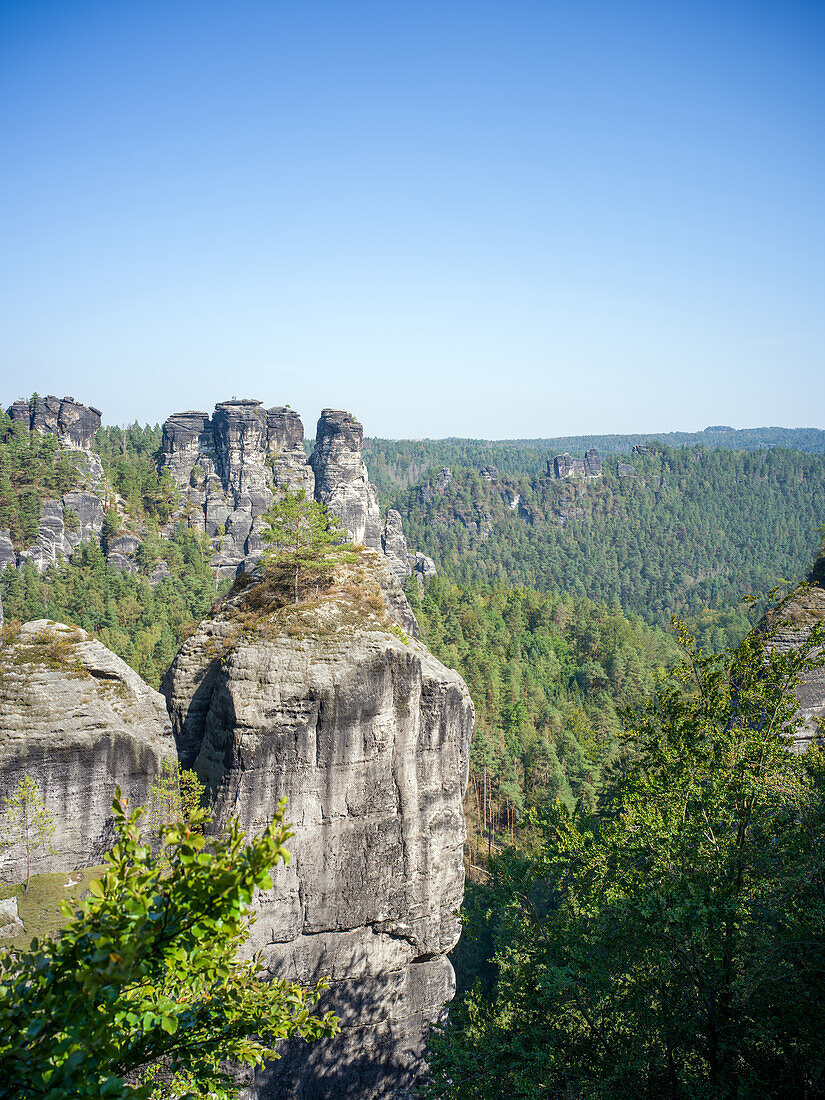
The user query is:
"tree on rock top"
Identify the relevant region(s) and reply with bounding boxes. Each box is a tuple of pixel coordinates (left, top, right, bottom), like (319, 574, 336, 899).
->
(260, 489, 355, 603)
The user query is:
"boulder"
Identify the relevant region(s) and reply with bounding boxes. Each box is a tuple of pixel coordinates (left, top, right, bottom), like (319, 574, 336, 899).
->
(0, 621, 174, 878)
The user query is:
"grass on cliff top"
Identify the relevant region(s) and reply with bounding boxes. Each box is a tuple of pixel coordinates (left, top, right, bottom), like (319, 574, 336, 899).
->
(0, 866, 106, 950)
(227, 551, 403, 641)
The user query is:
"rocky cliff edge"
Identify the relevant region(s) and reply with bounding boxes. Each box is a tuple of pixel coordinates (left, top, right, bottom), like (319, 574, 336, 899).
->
(0, 620, 174, 877)
(162, 551, 473, 1099)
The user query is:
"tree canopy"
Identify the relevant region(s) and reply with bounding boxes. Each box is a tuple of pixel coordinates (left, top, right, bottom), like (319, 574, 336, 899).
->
(260, 489, 355, 603)
(424, 593, 825, 1099)
(0, 794, 338, 1099)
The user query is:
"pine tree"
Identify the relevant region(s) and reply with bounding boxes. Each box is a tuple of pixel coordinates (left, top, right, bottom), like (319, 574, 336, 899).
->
(260, 489, 355, 603)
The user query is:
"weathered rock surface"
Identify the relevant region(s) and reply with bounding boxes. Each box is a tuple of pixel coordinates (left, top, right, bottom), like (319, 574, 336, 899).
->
(7, 395, 102, 451)
(0, 897, 24, 939)
(766, 557, 825, 753)
(163, 566, 473, 1099)
(551, 449, 602, 480)
(0, 621, 174, 878)
(584, 448, 602, 477)
(160, 400, 315, 577)
(310, 410, 383, 552)
(382, 509, 411, 581)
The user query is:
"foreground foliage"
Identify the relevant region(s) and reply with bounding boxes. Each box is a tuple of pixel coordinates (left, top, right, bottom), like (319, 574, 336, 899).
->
(425, 592, 825, 1099)
(0, 794, 339, 1099)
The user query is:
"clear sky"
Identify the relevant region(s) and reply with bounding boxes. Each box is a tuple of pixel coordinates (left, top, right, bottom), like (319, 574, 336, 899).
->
(1, 0, 823, 437)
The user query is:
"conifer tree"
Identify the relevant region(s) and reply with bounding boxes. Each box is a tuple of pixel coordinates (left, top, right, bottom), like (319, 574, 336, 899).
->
(260, 489, 355, 603)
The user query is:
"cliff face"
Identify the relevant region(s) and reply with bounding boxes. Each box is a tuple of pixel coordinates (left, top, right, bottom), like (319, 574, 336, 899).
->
(310, 409, 384, 553)
(3, 396, 110, 574)
(0, 620, 173, 876)
(766, 556, 825, 753)
(163, 562, 473, 1098)
(7, 395, 102, 451)
(160, 400, 315, 577)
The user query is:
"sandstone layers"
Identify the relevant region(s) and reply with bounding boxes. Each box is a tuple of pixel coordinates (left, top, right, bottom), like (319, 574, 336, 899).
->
(0, 620, 173, 878)
(766, 552, 825, 753)
(160, 400, 315, 577)
(163, 574, 473, 1099)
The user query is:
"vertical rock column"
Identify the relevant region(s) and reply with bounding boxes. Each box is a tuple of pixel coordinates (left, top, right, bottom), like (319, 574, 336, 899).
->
(309, 409, 383, 551)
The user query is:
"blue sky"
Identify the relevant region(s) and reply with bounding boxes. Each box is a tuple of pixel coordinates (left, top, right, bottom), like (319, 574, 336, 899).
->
(1, 0, 823, 437)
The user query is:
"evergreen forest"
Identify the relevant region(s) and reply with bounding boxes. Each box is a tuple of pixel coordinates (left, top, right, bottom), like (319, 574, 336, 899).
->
(372, 444, 825, 649)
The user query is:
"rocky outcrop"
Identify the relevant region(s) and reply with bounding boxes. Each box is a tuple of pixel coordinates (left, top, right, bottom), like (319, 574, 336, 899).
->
(7, 395, 102, 451)
(310, 410, 383, 552)
(765, 559, 825, 753)
(160, 401, 314, 577)
(0, 621, 174, 878)
(551, 449, 602, 480)
(381, 509, 411, 581)
(163, 562, 473, 1099)
(15, 487, 108, 573)
(584, 448, 602, 477)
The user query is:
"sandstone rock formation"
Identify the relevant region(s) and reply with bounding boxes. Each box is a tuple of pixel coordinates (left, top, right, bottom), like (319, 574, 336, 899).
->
(7, 395, 102, 451)
(160, 400, 315, 578)
(310, 410, 383, 552)
(0, 621, 174, 878)
(765, 554, 825, 753)
(584, 447, 602, 477)
(550, 449, 602, 480)
(163, 561, 473, 1099)
(3, 396, 110, 573)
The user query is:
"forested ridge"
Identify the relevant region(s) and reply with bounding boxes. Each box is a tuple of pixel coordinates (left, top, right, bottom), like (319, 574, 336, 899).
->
(362, 425, 825, 494)
(381, 444, 825, 648)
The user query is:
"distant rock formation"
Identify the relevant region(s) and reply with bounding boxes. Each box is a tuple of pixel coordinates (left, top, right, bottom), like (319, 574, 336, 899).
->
(550, 449, 602, 480)
(584, 448, 602, 477)
(0, 620, 173, 878)
(7, 395, 101, 451)
(163, 562, 473, 1099)
(309, 409, 383, 551)
(3, 396, 110, 574)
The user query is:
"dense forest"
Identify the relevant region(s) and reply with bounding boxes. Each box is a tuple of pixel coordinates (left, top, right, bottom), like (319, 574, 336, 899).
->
(3, 411, 825, 1096)
(404, 575, 677, 855)
(381, 445, 825, 649)
(361, 425, 825, 494)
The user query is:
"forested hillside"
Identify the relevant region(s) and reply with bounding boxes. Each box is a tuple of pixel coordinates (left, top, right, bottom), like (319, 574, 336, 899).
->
(0, 417, 228, 686)
(405, 576, 678, 857)
(385, 445, 825, 647)
(362, 425, 825, 495)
